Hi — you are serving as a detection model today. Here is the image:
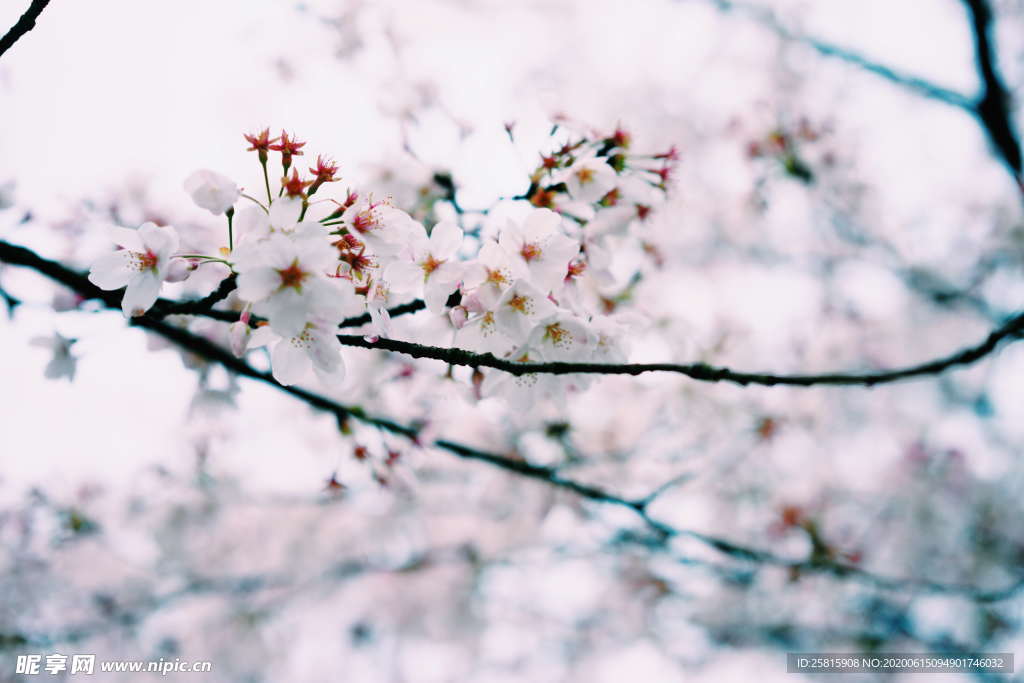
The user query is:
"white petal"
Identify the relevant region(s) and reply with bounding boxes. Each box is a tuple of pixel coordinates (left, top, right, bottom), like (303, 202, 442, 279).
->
(248, 325, 278, 348)
(308, 329, 343, 373)
(429, 220, 463, 258)
(432, 261, 463, 286)
(121, 273, 162, 317)
(269, 196, 303, 230)
(270, 338, 310, 386)
(306, 278, 349, 324)
(264, 290, 307, 338)
(88, 251, 134, 290)
(424, 279, 457, 315)
(235, 267, 280, 302)
(523, 209, 561, 241)
(184, 170, 239, 215)
(109, 226, 144, 252)
(264, 234, 298, 270)
(235, 206, 271, 242)
(461, 262, 488, 289)
(139, 223, 179, 258)
(384, 260, 424, 293)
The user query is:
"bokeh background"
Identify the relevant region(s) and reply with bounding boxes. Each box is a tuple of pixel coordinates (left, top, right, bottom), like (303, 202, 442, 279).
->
(2, 0, 1024, 680)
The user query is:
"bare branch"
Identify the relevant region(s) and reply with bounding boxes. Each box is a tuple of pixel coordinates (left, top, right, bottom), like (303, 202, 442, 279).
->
(0, 0, 52, 59)
(962, 0, 1023, 179)
(333, 317, 1024, 386)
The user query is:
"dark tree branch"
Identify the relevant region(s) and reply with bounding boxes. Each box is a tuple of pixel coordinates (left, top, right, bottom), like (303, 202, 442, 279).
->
(962, 0, 1023, 179)
(335, 315, 1024, 386)
(151, 274, 237, 317)
(3, 239, 1023, 388)
(0, 0, 51, 59)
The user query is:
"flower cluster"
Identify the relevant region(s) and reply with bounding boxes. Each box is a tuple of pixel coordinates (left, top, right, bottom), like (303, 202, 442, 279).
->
(87, 126, 677, 398)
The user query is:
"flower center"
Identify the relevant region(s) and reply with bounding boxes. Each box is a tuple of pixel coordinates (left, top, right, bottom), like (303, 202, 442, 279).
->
(507, 294, 532, 314)
(480, 311, 495, 336)
(520, 243, 542, 262)
(351, 208, 380, 234)
(277, 260, 308, 290)
(575, 167, 595, 185)
(543, 322, 571, 348)
(420, 253, 445, 278)
(130, 250, 159, 272)
(486, 268, 509, 286)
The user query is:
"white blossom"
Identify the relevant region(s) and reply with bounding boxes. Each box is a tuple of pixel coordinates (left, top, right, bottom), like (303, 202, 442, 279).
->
(88, 222, 180, 317)
(184, 169, 240, 215)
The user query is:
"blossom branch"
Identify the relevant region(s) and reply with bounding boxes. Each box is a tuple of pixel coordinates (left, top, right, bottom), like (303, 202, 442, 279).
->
(3, 239, 1023, 388)
(0, 0, 51, 59)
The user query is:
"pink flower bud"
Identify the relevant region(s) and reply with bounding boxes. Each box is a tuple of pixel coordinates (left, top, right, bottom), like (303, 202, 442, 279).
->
(228, 321, 251, 357)
(163, 259, 193, 283)
(449, 305, 469, 329)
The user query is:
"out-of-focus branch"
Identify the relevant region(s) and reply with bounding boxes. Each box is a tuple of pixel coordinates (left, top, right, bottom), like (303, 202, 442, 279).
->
(693, 0, 975, 110)
(698, 0, 1023, 186)
(962, 0, 1023, 180)
(0, 0, 51, 59)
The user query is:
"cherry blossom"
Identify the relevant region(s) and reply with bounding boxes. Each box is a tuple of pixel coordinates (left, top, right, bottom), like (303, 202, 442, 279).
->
(558, 154, 617, 203)
(183, 169, 240, 215)
(461, 239, 524, 308)
(249, 320, 347, 386)
(493, 278, 557, 339)
(385, 219, 465, 314)
(498, 209, 580, 293)
(88, 222, 180, 316)
(526, 313, 595, 362)
(234, 233, 355, 337)
(340, 196, 421, 258)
